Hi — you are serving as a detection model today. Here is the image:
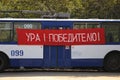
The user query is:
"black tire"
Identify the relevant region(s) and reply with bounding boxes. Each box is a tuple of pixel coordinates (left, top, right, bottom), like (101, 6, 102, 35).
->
(0, 54, 8, 72)
(104, 52, 120, 72)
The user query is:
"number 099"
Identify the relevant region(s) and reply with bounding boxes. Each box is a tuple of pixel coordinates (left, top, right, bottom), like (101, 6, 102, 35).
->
(11, 50, 24, 56)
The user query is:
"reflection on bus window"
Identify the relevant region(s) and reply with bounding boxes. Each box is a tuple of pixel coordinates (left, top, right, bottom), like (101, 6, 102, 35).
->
(0, 22, 13, 42)
(73, 22, 100, 29)
(102, 22, 120, 43)
(14, 22, 41, 41)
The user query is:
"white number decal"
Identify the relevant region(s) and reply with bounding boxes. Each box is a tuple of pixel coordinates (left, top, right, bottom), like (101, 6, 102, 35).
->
(11, 50, 24, 56)
(24, 24, 33, 29)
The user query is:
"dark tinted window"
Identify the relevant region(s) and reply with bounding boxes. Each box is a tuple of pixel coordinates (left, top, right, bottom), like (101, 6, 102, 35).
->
(0, 22, 13, 42)
(102, 22, 120, 43)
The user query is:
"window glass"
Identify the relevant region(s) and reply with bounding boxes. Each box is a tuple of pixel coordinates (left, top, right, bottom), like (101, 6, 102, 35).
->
(14, 22, 41, 29)
(14, 22, 41, 41)
(102, 22, 120, 43)
(73, 22, 100, 29)
(0, 22, 13, 42)
(74, 23, 86, 29)
(87, 23, 100, 28)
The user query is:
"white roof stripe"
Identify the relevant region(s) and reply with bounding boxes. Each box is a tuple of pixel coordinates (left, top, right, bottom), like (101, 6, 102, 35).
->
(0, 18, 120, 22)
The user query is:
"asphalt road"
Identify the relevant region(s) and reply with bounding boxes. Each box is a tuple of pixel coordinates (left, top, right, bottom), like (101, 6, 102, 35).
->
(0, 70, 120, 80)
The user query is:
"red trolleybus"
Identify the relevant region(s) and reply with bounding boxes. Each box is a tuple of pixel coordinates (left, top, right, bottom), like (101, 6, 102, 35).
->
(0, 18, 120, 72)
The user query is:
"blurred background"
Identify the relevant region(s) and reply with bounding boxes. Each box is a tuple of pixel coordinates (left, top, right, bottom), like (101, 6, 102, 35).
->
(0, 0, 119, 18)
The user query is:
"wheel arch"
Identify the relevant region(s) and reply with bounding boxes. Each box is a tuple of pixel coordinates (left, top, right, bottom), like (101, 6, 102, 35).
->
(0, 51, 10, 67)
(104, 50, 120, 60)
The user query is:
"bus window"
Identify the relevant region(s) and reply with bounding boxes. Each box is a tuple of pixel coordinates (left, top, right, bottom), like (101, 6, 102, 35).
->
(73, 22, 100, 29)
(73, 23, 86, 29)
(14, 22, 41, 41)
(87, 23, 100, 28)
(14, 22, 41, 29)
(102, 22, 120, 43)
(0, 22, 13, 42)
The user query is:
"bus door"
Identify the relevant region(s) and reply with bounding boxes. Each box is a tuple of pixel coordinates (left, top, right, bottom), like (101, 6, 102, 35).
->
(43, 25, 71, 68)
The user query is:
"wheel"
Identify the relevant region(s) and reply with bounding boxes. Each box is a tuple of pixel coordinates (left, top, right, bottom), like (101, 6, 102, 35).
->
(0, 54, 8, 72)
(104, 52, 120, 72)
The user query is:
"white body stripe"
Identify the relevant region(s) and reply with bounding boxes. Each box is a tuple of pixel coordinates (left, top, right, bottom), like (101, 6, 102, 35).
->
(1, 45, 120, 59)
(71, 45, 120, 59)
(0, 45, 43, 59)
